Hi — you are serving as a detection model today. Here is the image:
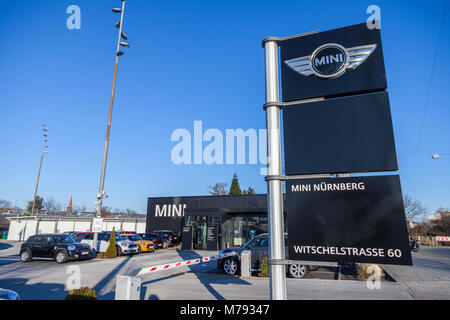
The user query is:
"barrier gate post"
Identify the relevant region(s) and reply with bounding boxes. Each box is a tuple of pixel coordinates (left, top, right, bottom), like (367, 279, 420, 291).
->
(241, 250, 252, 278)
(115, 275, 141, 300)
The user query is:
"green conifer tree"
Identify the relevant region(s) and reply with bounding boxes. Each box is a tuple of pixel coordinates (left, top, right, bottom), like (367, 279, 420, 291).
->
(229, 174, 242, 195)
(104, 227, 117, 258)
(258, 256, 270, 277)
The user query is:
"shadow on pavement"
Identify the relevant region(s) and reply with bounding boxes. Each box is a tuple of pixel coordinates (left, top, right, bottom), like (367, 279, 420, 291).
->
(93, 255, 133, 300)
(140, 272, 187, 300)
(176, 250, 251, 300)
(142, 272, 185, 286)
(0, 242, 12, 251)
(0, 277, 67, 300)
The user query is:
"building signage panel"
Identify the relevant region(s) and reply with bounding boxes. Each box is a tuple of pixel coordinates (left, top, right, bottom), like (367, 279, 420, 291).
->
(280, 23, 386, 101)
(286, 175, 412, 265)
(283, 92, 398, 175)
(92, 218, 103, 233)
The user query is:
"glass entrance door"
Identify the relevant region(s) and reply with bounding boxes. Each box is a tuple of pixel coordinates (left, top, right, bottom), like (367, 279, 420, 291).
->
(191, 216, 207, 250)
(186, 215, 220, 250)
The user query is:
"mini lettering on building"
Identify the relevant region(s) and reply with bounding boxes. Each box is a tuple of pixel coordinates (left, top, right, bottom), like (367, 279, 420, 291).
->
(284, 43, 377, 79)
(155, 204, 187, 217)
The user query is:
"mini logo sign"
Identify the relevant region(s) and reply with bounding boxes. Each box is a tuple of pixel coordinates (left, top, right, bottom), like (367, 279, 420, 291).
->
(285, 43, 377, 79)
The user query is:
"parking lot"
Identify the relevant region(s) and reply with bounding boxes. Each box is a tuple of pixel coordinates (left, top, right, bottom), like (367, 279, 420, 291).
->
(0, 240, 425, 300)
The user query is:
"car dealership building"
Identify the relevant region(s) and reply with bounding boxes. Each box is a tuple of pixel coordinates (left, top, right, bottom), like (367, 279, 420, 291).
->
(146, 194, 287, 251)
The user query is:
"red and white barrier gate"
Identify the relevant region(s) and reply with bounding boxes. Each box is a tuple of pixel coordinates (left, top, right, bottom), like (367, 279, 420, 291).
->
(136, 251, 237, 276)
(435, 236, 450, 242)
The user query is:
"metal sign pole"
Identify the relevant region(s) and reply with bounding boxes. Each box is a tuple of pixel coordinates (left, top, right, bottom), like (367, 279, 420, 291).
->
(263, 39, 287, 300)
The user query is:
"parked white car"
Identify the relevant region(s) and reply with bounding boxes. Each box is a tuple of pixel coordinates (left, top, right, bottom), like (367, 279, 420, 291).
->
(81, 232, 139, 255)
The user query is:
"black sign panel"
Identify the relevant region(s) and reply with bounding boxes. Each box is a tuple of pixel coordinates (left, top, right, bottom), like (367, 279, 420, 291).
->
(181, 226, 193, 250)
(280, 23, 386, 102)
(286, 175, 412, 265)
(146, 197, 187, 234)
(206, 226, 218, 251)
(283, 92, 398, 175)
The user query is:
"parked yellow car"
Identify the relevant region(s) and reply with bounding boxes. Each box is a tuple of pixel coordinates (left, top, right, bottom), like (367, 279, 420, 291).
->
(120, 233, 155, 253)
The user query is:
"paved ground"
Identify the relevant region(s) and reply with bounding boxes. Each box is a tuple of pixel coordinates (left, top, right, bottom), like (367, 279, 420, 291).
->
(382, 246, 450, 300)
(140, 271, 411, 300)
(1, 240, 447, 300)
(0, 240, 408, 300)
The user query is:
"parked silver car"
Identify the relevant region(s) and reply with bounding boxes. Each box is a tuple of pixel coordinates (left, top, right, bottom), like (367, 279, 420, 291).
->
(81, 232, 139, 255)
(217, 233, 310, 278)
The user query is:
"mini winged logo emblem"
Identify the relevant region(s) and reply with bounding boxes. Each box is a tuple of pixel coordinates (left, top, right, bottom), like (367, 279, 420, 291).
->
(285, 43, 377, 79)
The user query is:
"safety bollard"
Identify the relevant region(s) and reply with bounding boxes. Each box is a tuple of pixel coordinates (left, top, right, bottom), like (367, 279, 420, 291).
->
(115, 275, 141, 300)
(241, 250, 251, 278)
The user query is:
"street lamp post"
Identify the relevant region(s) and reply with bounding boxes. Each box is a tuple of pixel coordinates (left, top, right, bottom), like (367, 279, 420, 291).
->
(92, 0, 130, 252)
(31, 124, 48, 216)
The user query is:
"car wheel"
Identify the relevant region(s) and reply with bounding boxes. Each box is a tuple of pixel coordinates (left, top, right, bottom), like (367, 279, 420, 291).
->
(117, 246, 123, 256)
(223, 258, 239, 275)
(288, 264, 308, 278)
(137, 246, 142, 254)
(55, 250, 68, 264)
(20, 250, 32, 263)
(163, 241, 168, 249)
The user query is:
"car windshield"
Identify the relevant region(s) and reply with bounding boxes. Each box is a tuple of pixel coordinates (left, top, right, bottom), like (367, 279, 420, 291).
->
(123, 235, 141, 241)
(53, 235, 76, 244)
(156, 233, 169, 238)
(102, 233, 125, 241)
(243, 238, 256, 248)
(115, 234, 126, 241)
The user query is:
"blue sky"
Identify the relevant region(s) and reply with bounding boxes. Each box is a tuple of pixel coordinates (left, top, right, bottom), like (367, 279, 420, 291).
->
(0, 0, 449, 214)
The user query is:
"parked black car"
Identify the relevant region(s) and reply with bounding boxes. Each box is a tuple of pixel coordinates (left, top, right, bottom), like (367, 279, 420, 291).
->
(152, 230, 181, 246)
(138, 233, 167, 249)
(216, 233, 310, 278)
(20, 233, 92, 264)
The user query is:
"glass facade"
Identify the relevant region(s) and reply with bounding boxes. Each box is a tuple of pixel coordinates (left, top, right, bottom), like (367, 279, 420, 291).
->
(186, 214, 270, 250)
(186, 215, 220, 250)
(231, 215, 268, 247)
(185, 212, 286, 250)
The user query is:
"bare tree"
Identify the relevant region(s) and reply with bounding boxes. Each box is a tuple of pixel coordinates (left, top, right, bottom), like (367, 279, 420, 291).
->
(209, 183, 228, 195)
(0, 199, 12, 209)
(73, 205, 87, 213)
(43, 197, 62, 213)
(430, 208, 450, 234)
(126, 208, 137, 215)
(403, 195, 427, 221)
(100, 206, 112, 218)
